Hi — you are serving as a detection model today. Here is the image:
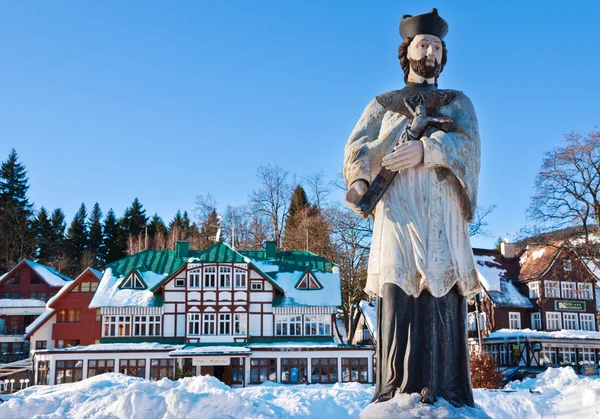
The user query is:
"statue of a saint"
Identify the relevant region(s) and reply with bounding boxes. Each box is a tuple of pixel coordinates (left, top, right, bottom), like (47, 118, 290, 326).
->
(343, 8, 480, 407)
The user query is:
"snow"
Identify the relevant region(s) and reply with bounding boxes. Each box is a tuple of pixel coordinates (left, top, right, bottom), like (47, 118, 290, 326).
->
(170, 346, 251, 356)
(0, 299, 46, 308)
(487, 328, 600, 340)
(490, 280, 534, 309)
(274, 271, 342, 307)
(25, 260, 72, 286)
(47, 268, 102, 308)
(36, 343, 183, 353)
(247, 258, 280, 273)
(90, 268, 167, 308)
(249, 342, 342, 349)
(359, 300, 377, 335)
(474, 255, 504, 292)
(3, 368, 600, 418)
(531, 248, 546, 260)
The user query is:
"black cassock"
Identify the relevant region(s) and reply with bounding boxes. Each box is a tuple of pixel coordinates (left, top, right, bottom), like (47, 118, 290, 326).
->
(372, 282, 475, 407)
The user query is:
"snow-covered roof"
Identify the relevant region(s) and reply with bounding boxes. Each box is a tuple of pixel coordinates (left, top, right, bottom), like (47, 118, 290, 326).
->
(359, 300, 377, 335)
(38, 343, 183, 353)
(24, 308, 55, 337)
(486, 280, 534, 309)
(475, 255, 505, 292)
(90, 268, 167, 308)
(0, 299, 46, 308)
(24, 260, 72, 286)
(169, 346, 252, 356)
(271, 270, 342, 307)
(47, 267, 102, 308)
(486, 328, 600, 341)
(248, 341, 343, 349)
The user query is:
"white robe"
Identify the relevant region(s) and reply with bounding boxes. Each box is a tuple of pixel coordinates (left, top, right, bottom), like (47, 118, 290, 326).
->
(343, 91, 481, 298)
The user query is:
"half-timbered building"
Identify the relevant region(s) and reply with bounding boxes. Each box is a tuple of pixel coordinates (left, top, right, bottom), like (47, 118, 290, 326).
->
(31, 241, 374, 386)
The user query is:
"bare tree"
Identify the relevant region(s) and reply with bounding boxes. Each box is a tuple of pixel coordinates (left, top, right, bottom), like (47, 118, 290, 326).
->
(469, 205, 497, 237)
(303, 170, 331, 210)
(249, 165, 291, 247)
(528, 129, 600, 243)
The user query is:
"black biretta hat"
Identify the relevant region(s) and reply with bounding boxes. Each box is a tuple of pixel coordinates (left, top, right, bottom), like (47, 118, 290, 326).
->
(400, 8, 448, 40)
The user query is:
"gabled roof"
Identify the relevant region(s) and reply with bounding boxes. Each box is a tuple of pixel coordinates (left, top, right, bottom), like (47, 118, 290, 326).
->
(0, 259, 72, 288)
(118, 269, 148, 290)
(519, 242, 563, 280)
(239, 250, 335, 273)
(294, 270, 323, 290)
(187, 242, 248, 264)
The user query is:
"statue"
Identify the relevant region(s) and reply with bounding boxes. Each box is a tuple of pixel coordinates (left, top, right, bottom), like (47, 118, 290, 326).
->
(343, 8, 481, 408)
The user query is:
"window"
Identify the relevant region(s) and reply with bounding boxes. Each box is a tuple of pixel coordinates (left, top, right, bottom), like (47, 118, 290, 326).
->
(30, 275, 43, 285)
(508, 312, 521, 329)
(120, 273, 146, 290)
(578, 283, 593, 300)
(95, 309, 102, 322)
(119, 359, 146, 378)
(546, 312, 562, 330)
(55, 360, 83, 384)
(580, 314, 596, 331)
(71, 285, 79, 293)
(219, 266, 232, 288)
(175, 277, 185, 287)
(35, 341, 47, 350)
(296, 272, 322, 289)
(219, 313, 231, 335)
(304, 315, 332, 336)
(561, 282, 577, 299)
(88, 359, 115, 377)
(30, 291, 47, 301)
(232, 358, 244, 385)
(37, 360, 49, 385)
(58, 309, 81, 323)
(204, 266, 216, 289)
(91, 282, 98, 292)
(527, 281, 540, 299)
(234, 269, 247, 289)
(234, 313, 247, 335)
(531, 313, 542, 330)
(102, 315, 131, 337)
(6, 275, 20, 285)
(133, 315, 161, 336)
(563, 313, 579, 330)
(545, 281, 559, 298)
(250, 358, 277, 384)
(311, 358, 338, 383)
(251, 281, 263, 291)
(203, 313, 216, 335)
(281, 358, 308, 383)
(188, 313, 201, 336)
(275, 315, 302, 336)
(478, 313, 488, 330)
(189, 270, 201, 288)
(342, 358, 368, 383)
(558, 347, 577, 365)
(579, 347, 596, 365)
(542, 345, 557, 366)
(150, 359, 175, 380)
(81, 282, 91, 293)
(564, 259, 572, 271)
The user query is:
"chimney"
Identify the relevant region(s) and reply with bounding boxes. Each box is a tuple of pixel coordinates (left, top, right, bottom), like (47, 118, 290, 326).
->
(264, 241, 277, 259)
(175, 241, 190, 258)
(501, 240, 516, 259)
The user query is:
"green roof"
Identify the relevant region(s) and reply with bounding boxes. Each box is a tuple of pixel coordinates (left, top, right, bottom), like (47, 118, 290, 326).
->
(106, 249, 186, 278)
(239, 250, 335, 274)
(187, 242, 248, 264)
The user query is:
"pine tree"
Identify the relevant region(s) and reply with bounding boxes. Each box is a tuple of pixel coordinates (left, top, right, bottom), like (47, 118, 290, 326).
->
(121, 198, 148, 237)
(169, 210, 184, 243)
(104, 208, 125, 263)
(0, 149, 35, 270)
(88, 203, 104, 267)
(66, 203, 89, 273)
(148, 213, 168, 250)
(49, 208, 69, 270)
(33, 207, 53, 263)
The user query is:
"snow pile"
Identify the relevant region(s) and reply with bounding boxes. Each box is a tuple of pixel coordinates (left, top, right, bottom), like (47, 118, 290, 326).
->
(488, 328, 600, 340)
(3, 368, 600, 418)
(0, 374, 371, 419)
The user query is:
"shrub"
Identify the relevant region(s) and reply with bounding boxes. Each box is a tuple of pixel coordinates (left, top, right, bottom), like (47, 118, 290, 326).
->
(470, 351, 503, 389)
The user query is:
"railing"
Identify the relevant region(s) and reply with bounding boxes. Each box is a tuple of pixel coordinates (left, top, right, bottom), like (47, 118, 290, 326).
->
(0, 326, 25, 336)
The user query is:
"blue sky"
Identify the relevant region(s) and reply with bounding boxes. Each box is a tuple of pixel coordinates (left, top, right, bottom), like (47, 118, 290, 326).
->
(1, 1, 599, 248)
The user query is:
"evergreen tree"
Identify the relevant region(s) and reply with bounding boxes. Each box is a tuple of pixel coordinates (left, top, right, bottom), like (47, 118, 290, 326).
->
(169, 210, 185, 242)
(198, 209, 220, 248)
(66, 203, 89, 273)
(148, 213, 168, 238)
(103, 208, 125, 263)
(88, 203, 104, 267)
(33, 207, 53, 263)
(0, 149, 35, 270)
(121, 198, 148, 237)
(49, 208, 68, 269)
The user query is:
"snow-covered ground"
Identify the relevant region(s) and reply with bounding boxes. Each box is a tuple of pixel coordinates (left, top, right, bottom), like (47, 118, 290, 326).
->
(1, 368, 599, 418)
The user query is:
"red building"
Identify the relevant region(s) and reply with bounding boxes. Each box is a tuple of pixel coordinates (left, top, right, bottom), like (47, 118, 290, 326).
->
(0, 260, 72, 363)
(26, 268, 102, 352)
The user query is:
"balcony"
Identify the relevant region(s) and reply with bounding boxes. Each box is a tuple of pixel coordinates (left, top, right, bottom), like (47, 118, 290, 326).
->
(0, 326, 25, 336)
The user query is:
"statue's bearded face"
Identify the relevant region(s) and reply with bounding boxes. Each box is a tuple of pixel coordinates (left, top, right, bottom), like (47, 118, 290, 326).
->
(407, 34, 443, 79)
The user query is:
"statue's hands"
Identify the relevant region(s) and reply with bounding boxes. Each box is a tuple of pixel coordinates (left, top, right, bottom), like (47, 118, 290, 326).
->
(344, 179, 369, 216)
(382, 140, 424, 172)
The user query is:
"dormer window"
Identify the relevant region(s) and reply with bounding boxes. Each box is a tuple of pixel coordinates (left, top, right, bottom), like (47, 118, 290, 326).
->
(564, 259, 572, 272)
(295, 271, 322, 290)
(120, 273, 146, 290)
